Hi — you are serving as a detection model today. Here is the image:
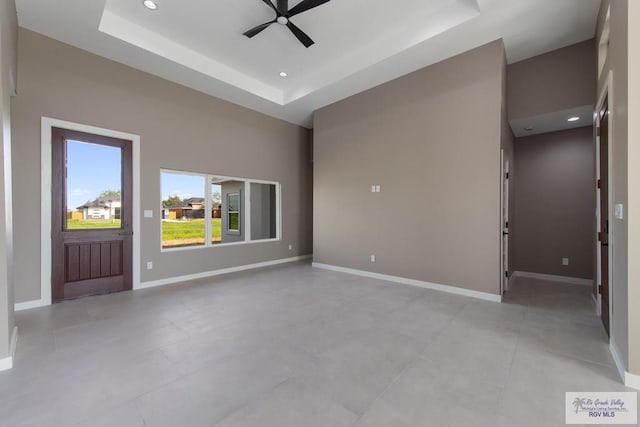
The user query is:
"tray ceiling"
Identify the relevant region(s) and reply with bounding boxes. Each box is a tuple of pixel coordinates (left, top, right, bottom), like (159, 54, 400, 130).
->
(16, 0, 601, 127)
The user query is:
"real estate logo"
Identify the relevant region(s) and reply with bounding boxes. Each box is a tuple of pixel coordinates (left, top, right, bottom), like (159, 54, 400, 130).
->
(566, 392, 637, 424)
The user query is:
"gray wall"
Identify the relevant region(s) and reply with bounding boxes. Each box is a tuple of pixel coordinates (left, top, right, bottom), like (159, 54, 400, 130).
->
(0, 0, 17, 359)
(596, 0, 629, 374)
(313, 40, 505, 295)
(508, 39, 596, 121)
(11, 29, 313, 303)
(512, 127, 595, 280)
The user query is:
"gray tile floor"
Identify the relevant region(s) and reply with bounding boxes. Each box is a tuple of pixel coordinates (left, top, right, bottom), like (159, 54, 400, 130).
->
(1, 262, 636, 426)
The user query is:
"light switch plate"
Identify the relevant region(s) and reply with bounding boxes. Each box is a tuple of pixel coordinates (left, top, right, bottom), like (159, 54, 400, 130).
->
(615, 203, 624, 220)
(144, 210, 153, 218)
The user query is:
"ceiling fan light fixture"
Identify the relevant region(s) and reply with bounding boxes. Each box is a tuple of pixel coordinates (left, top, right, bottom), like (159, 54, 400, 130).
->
(143, 0, 158, 10)
(243, 0, 331, 48)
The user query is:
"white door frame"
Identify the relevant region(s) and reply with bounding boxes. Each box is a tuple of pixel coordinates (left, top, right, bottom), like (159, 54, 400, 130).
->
(40, 117, 141, 306)
(594, 71, 613, 331)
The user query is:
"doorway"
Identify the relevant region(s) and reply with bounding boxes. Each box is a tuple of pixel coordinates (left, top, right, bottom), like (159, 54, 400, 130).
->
(500, 150, 510, 294)
(596, 96, 611, 336)
(51, 127, 133, 302)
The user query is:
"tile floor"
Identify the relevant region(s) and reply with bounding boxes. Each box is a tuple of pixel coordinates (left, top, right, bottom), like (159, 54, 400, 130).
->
(1, 262, 636, 426)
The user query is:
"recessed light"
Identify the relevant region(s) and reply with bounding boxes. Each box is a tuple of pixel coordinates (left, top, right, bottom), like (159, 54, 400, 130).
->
(568, 116, 580, 122)
(279, 71, 288, 78)
(143, 0, 158, 10)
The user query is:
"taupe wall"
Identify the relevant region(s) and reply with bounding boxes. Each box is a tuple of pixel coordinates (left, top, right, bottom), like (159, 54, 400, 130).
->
(626, 0, 639, 377)
(508, 39, 596, 121)
(512, 127, 595, 279)
(11, 29, 313, 303)
(597, 0, 629, 374)
(314, 40, 505, 295)
(0, 0, 17, 360)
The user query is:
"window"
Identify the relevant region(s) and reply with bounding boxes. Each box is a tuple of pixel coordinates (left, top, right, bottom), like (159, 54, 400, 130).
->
(161, 170, 280, 250)
(161, 171, 206, 249)
(250, 183, 277, 240)
(227, 193, 240, 233)
(65, 139, 122, 230)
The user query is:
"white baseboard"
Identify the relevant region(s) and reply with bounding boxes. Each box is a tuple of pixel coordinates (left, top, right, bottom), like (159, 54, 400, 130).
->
(591, 293, 600, 315)
(609, 338, 640, 390)
(15, 299, 48, 312)
(136, 255, 312, 290)
(312, 262, 502, 303)
(0, 326, 18, 372)
(512, 271, 593, 286)
(610, 338, 626, 384)
(625, 371, 640, 390)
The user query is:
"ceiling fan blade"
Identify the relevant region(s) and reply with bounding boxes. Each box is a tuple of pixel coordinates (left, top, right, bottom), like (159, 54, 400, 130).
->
(277, 0, 288, 14)
(286, 21, 314, 48)
(243, 20, 276, 38)
(288, 0, 330, 17)
(260, 0, 279, 14)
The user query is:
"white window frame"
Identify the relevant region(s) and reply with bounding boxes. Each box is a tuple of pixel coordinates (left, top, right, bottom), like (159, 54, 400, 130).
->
(160, 169, 281, 252)
(226, 192, 241, 234)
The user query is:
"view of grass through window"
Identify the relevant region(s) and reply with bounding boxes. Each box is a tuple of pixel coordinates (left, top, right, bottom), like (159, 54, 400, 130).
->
(161, 170, 279, 249)
(161, 172, 207, 248)
(65, 140, 123, 230)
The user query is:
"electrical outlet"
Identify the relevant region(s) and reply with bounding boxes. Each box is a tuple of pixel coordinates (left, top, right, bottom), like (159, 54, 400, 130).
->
(375, 185, 381, 193)
(370, 254, 376, 263)
(147, 261, 153, 270)
(288, 244, 292, 251)
(371, 185, 376, 193)
(562, 258, 569, 266)
(144, 210, 153, 218)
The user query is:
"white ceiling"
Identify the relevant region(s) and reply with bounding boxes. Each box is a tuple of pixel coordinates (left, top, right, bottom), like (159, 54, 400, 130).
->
(15, 0, 601, 128)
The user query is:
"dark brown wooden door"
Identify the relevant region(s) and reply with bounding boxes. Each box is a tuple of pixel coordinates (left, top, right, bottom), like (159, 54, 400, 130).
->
(598, 99, 610, 336)
(52, 128, 133, 302)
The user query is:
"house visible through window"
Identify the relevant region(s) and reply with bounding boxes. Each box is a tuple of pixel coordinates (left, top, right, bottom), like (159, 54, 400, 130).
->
(65, 139, 122, 230)
(161, 170, 280, 250)
(161, 172, 206, 249)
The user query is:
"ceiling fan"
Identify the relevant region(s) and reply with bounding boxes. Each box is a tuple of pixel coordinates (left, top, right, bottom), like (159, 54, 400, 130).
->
(243, 0, 331, 48)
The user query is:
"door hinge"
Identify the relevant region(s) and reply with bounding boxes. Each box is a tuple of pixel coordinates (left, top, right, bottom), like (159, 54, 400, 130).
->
(596, 127, 601, 137)
(597, 179, 601, 189)
(598, 284, 603, 294)
(598, 232, 603, 242)
(505, 271, 509, 278)
(505, 172, 509, 179)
